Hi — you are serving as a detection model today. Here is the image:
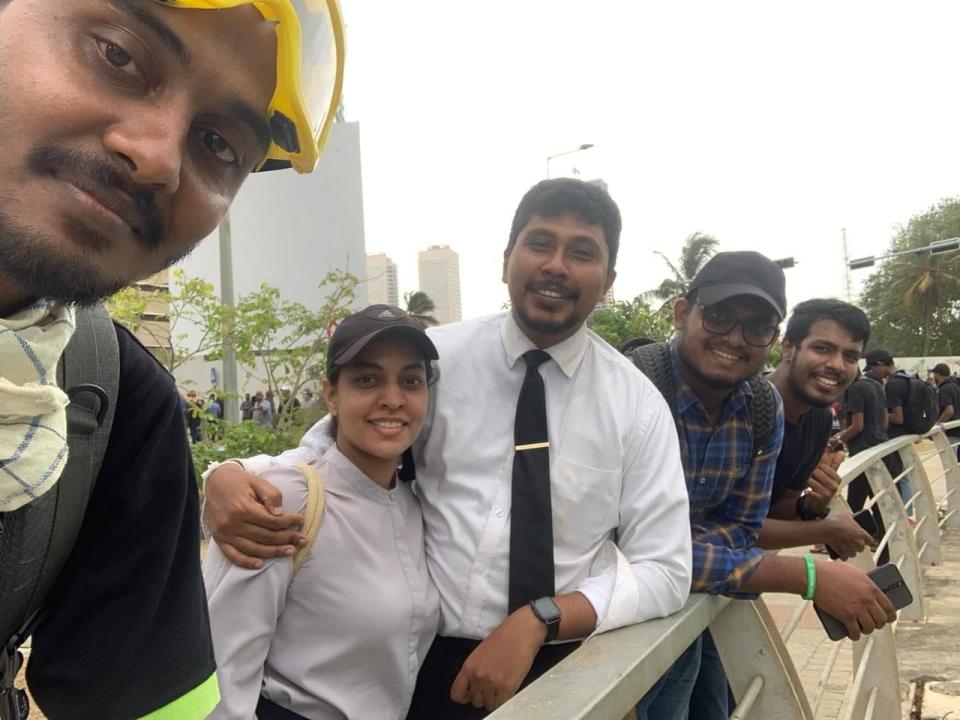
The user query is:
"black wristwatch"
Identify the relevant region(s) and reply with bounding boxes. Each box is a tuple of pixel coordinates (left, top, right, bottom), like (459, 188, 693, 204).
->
(796, 493, 829, 521)
(529, 597, 561, 643)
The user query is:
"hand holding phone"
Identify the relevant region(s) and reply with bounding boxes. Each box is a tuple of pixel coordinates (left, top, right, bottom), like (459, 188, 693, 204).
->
(826, 509, 880, 560)
(814, 563, 912, 641)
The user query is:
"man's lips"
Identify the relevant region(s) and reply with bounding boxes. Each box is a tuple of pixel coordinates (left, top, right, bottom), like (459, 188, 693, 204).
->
(706, 345, 748, 362)
(528, 283, 577, 301)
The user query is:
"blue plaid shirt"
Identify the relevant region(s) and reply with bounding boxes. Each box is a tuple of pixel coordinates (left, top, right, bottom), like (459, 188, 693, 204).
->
(670, 345, 784, 595)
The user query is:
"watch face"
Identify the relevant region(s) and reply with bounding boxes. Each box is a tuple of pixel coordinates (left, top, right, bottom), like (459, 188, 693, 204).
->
(532, 597, 560, 622)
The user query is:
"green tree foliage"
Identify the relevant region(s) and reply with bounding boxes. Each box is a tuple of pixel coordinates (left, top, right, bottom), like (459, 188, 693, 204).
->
(404, 290, 439, 327)
(588, 295, 672, 349)
(107, 268, 225, 373)
(859, 199, 960, 356)
(229, 270, 358, 429)
(650, 232, 719, 306)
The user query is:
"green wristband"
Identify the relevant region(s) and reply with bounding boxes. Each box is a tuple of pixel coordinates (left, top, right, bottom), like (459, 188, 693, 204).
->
(803, 556, 817, 601)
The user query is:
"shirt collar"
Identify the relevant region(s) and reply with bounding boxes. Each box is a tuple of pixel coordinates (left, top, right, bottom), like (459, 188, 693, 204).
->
(500, 311, 588, 378)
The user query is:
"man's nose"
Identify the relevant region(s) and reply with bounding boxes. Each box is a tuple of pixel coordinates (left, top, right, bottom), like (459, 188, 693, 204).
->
(102, 103, 187, 194)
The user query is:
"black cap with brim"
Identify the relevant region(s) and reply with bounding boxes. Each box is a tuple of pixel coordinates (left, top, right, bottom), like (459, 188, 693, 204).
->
(929, 363, 951, 376)
(687, 251, 787, 320)
(327, 305, 438, 375)
(695, 282, 786, 320)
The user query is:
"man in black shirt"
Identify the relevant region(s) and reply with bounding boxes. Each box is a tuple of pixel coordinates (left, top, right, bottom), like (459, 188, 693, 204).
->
(0, 2, 344, 717)
(931, 363, 960, 459)
(759, 299, 876, 558)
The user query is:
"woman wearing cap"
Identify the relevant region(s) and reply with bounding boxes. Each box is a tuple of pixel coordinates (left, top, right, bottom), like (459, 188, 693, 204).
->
(203, 305, 440, 720)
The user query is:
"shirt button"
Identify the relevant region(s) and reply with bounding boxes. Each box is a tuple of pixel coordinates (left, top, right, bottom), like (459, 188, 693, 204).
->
(388, 492, 395, 501)
(698, 478, 707, 485)
(495, 508, 504, 518)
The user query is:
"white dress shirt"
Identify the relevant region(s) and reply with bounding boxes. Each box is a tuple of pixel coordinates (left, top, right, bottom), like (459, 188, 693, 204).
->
(296, 312, 691, 639)
(203, 446, 439, 720)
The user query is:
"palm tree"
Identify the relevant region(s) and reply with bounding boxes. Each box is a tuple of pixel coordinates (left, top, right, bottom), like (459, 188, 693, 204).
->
(887, 248, 960, 356)
(404, 291, 439, 327)
(649, 232, 719, 305)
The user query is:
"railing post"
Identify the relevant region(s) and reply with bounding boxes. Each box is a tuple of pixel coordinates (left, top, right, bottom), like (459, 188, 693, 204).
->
(930, 423, 960, 530)
(864, 456, 926, 621)
(711, 599, 813, 719)
(840, 626, 901, 720)
(899, 440, 941, 565)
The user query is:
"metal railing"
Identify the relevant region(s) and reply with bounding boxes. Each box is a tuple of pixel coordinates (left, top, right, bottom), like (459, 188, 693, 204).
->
(490, 422, 960, 720)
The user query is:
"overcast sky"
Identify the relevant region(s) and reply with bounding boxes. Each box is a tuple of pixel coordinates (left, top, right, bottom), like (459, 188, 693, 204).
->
(336, 0, 960, 319)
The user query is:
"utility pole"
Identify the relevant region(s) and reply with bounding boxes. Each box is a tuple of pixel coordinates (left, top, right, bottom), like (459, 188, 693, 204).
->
(218, 213, 240, 423)
(841, 227, 854, 302)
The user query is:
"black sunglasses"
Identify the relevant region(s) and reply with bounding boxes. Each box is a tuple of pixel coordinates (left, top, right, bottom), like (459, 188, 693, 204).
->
(697, 303, 780, 348)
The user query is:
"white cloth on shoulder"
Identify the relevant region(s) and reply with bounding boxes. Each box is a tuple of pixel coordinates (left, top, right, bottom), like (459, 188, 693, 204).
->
(0, 302, 75, 510)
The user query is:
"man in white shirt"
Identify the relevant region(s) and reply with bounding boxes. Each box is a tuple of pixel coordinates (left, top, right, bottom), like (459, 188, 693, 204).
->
(205, 178, 692, 717)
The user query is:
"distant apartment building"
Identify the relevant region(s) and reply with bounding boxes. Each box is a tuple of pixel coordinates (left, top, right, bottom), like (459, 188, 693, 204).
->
(418, 245, 462, 325)
(130, 269, 173, 366)
(366, 252, 399, 306)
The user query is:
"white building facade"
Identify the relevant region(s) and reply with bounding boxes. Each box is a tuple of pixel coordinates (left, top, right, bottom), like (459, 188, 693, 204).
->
(417, 245, 462, 325)
(365, 252, 399, 306)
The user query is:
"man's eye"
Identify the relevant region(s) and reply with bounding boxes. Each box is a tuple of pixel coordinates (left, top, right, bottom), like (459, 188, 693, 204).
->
(197, 128, 239, 165)
(97, 39, 138, 78)
(402, 376, 425, 388)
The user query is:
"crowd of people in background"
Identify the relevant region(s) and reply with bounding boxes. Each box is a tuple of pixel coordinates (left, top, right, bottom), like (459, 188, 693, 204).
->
(183, 385, 325, 441)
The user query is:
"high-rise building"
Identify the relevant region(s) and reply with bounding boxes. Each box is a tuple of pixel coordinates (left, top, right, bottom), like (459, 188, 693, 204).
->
(365, 253, 399, 307)
(418, 245, 462, 325)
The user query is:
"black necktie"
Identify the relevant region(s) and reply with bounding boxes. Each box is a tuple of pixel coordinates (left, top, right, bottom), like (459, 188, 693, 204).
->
(508, 349, 555, 612)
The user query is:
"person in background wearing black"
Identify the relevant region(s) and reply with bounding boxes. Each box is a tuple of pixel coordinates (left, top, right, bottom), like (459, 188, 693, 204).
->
(834, 349, 896, 557)
(931, 363, 960, 459)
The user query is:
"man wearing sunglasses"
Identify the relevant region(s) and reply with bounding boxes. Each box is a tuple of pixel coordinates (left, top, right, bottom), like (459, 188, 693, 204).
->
(0, 1, 343, 718)
(630, 251, 786, 718)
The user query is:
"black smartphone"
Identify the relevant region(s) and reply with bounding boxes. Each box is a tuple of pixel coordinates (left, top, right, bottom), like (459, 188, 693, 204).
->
(826, 509, 881, 560)
(815, 563, 914, 641)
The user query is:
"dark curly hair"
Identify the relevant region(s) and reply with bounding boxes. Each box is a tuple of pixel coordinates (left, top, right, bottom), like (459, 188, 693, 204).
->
(785, 298, 871, 347)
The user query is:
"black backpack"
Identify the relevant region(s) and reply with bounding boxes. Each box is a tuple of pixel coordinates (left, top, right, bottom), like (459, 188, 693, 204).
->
(891, 371, 938, 435)
(0, 305, 119, 720)
(625, 341, 777, 452)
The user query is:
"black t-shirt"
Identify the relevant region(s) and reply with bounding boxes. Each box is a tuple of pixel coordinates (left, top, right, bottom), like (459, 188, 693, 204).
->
(938, 380, 960, 435)
(28, 326, 215, 719)
(770, 407, 833, 504)
(845, 375, 888, 453)
(885, 372, 912, 439)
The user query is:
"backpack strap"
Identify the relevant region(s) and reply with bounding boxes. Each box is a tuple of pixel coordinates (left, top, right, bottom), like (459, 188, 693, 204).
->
(291, 463, 326, 578)
(746, 375, 776, 453)
(0, 305, 119, 714)
(626, 342, 679, 426)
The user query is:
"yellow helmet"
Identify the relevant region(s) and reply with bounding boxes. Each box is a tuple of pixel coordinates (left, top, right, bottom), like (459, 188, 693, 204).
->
(151, 0, 345, 174)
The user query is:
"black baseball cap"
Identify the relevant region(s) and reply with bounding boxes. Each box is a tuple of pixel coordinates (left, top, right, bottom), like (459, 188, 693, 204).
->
(929, 363, 951, 376)
(687, 251, 787, 320)
(327, 305, 439, 375)
(864, 348, 894, 367)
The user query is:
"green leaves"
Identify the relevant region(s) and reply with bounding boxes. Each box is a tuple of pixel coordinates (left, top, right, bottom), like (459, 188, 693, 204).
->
(588, 296, 672, 349)
(860, 199, 960, 356)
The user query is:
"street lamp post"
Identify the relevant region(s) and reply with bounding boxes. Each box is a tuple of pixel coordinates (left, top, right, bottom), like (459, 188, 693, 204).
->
(546, 143, 594, 178)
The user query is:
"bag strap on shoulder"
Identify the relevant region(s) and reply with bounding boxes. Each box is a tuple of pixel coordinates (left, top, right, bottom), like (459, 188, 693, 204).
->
(292, 463, 326, 577)
(0, 305, 119, 718)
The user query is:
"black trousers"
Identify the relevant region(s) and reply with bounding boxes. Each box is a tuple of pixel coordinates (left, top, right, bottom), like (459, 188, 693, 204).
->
(256, 696, 308, 720)
(407, 635, 580, 719)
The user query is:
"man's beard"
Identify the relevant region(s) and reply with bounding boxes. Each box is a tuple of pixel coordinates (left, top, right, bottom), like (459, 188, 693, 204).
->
(513, 304, 581, 341)
(0, 145, 184, 306)
(787, 354, 838, 409)
(676, 346, 742, 391)
(0, 208, 129, 306)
